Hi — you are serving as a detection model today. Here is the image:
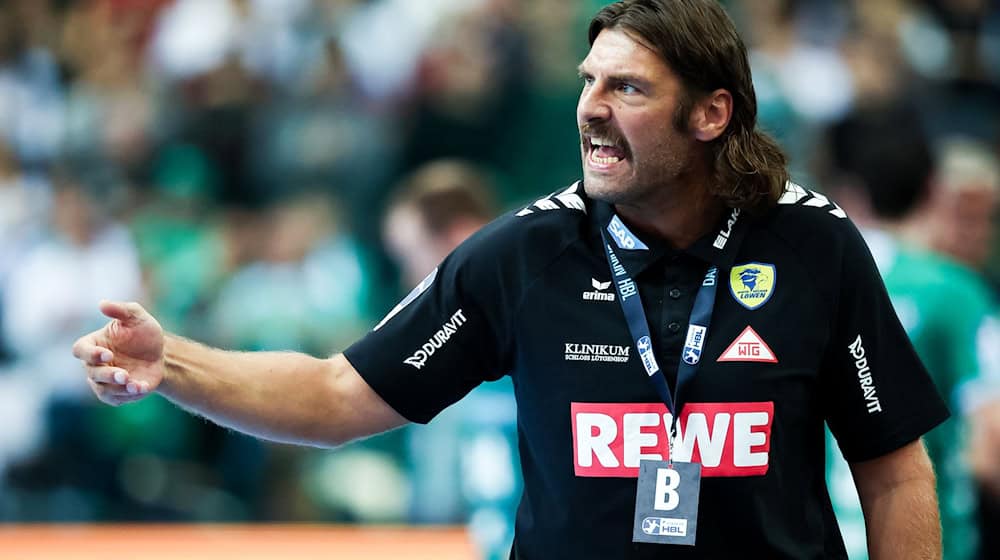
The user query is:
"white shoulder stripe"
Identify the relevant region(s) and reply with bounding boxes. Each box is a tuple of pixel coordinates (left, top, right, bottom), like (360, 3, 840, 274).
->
(778, 182, 847, 219)
(516, 181, 587, 217)
(778, 181, 808, 204)
(802, 191, 830, 208)
(533, 198, 560, 210)
(556, 192, 586, 211)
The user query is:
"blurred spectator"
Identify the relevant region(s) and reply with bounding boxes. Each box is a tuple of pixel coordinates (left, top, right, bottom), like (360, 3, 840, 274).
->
(59, 0, 165, 175)
(128, 143, 232, 337)
(0, 161, 143, 520)
(206, 191, 370, 355)
(383, 160, 520, 560)
(2, 162, 141, 378)
(0, 141, 49, 361)
(0, 0, 66, 166)
(823, 102, 999, 560)
(398, 1, 531, 187)
(736, 0, 854, 176)
(921, 138, 1000, 560)
(923, 138, 999, 272)
(247, 37, 399, 233)
(202, 190, 388, 524)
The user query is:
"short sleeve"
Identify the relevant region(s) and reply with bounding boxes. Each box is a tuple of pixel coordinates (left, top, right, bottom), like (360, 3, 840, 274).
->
(344, 223, 513, 424)
(821, 224, 950, 462)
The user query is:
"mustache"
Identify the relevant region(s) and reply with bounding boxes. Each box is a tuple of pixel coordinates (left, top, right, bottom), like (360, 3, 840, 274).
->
(580, 122, 629, 153)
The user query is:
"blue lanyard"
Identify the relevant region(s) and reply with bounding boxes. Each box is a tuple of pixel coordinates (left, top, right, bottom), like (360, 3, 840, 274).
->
(600, 223, 719, 442)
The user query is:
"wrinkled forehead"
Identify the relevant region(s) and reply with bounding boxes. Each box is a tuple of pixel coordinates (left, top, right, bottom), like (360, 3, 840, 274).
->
(578, 27, 674, 81)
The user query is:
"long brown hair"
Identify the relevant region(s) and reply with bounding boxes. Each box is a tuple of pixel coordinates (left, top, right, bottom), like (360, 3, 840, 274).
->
(589, 0, 788, 212)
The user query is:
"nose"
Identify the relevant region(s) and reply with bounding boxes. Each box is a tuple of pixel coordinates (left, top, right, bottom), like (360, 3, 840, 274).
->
(577, 82, 612, 127)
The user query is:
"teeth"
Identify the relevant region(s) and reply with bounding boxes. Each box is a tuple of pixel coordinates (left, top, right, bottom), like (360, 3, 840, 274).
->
(589, 151, 621, 165)
(591, 137, 611, 147)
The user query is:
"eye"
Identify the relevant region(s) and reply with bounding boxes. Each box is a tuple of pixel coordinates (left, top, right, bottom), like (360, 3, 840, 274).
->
(580, 74, 595, 88)
(618, 82, 639, 95)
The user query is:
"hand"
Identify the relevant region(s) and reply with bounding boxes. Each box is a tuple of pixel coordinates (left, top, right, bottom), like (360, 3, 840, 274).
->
(72, 300, 165, 406)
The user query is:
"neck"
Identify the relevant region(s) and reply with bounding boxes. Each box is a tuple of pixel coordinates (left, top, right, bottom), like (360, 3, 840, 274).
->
(886, 207, 933, 250)
(614, 184, 725, 250)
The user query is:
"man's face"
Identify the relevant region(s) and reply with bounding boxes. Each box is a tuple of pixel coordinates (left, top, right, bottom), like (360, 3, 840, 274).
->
(384, 206, 443, 286)
(577, 28, 699, 206)
(934, 186, 998, 267)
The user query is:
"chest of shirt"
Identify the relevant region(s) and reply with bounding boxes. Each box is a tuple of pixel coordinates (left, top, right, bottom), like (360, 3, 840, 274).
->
(511, 246, 830, 405)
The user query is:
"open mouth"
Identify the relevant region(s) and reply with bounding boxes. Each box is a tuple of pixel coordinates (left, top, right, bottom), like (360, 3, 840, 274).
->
(586, 136, 629, 168)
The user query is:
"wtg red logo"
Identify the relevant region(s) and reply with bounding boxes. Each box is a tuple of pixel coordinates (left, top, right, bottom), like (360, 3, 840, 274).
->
(571, 402, 774, 478)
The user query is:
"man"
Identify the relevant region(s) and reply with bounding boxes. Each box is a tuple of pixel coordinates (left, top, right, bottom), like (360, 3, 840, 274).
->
(383, 160, 520, 560)
(824, 105, 998, 560)
(926, 139, 1000, 560)
(73, 1, 947, 558)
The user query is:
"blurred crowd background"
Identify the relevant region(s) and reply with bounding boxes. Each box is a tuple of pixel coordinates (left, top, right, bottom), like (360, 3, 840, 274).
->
(0, 0, 997, 559)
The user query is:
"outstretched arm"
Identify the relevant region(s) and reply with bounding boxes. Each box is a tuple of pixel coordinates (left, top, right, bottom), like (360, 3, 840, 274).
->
(72, 301, 407, 447)
(851, 438, 941, 560)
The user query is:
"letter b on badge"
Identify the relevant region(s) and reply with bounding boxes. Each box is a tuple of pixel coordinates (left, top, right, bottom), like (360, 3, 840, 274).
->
(654, 468, 680, 510)
(633, 460, 701, 545)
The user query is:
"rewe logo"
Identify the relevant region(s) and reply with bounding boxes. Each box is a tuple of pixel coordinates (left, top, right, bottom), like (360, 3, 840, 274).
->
(583, 278, 615, 302)
(571, 401, 774, 477)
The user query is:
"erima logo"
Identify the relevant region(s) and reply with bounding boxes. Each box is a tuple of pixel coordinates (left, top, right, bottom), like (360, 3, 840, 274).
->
(403, 310, 467, 370)
(642, 517, 687, 537)
(713, 208, 741, 249)
(564, 343, 630, 363)
(682, 325, 706, 365)
(583, 278, 615, 302)
(608, 215, 649, 251)
(848, 335, 882, 413)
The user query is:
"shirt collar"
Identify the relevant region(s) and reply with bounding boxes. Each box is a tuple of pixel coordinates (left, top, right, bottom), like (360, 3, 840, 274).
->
(591, 195, 749, 276)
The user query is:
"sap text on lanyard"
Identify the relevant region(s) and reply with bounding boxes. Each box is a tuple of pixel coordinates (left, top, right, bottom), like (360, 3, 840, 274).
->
(601, 215, 718, 547)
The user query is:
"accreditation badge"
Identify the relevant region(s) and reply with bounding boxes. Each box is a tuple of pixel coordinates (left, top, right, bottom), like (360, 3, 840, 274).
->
(632, 460, 701, 546)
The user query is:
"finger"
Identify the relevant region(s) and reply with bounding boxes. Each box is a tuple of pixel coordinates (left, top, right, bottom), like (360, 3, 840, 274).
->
(99, 300, 145, 326)
(72, 339, 114, 365)
(86, 366, 129, 385)
(124, 380, 152, 395)
(88, 379, 146, 406)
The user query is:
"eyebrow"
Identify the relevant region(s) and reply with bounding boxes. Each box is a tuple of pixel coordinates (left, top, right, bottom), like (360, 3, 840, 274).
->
(577, 64, 652, 88)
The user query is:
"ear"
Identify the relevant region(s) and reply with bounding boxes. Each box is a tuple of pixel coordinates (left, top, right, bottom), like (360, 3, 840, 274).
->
(443, 217, 484, 249)
(689, 89, 733, 142)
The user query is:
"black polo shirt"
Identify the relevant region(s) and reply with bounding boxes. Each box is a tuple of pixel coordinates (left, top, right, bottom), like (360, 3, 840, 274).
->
(345, 181, 949, 559)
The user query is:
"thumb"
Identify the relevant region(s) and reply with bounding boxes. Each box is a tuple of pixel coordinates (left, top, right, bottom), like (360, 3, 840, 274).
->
(99, 300, 145, 326)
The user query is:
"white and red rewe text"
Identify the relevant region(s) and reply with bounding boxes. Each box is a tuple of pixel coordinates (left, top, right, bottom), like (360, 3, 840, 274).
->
(571, 402, 774, 477)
